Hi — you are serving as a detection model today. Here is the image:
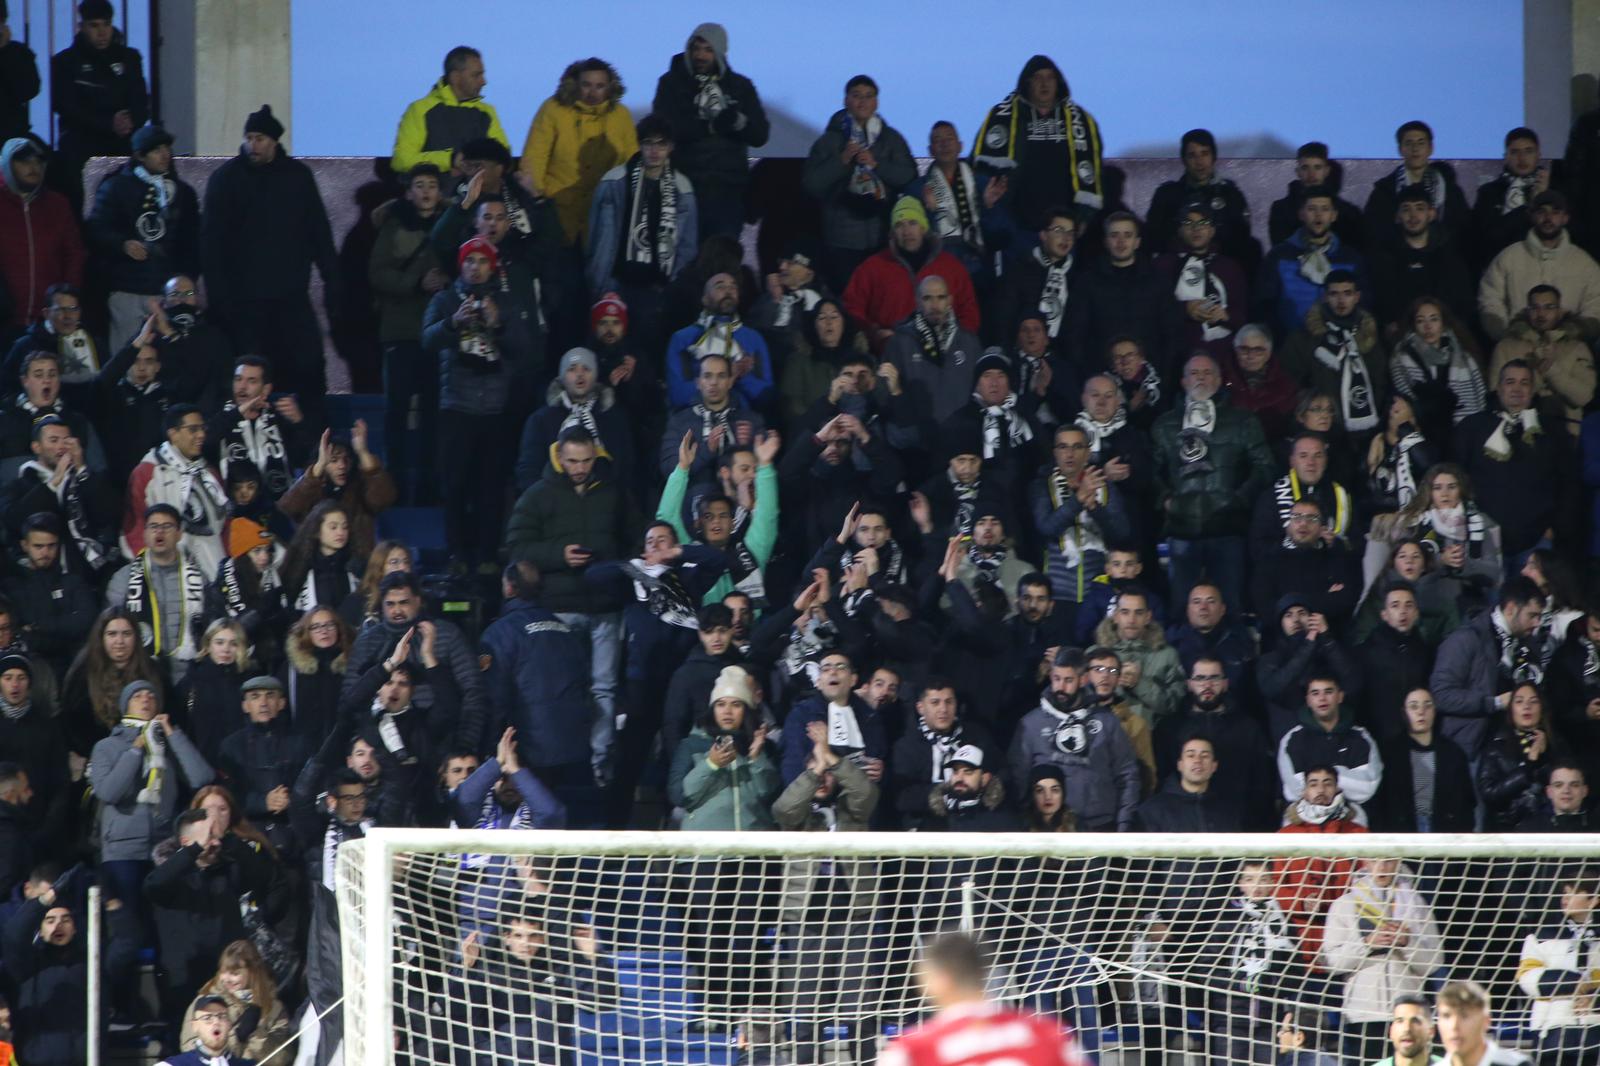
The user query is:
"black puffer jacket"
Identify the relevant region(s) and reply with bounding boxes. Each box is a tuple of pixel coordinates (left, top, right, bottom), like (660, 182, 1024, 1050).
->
(1477, 723, 1569, 831)
(49, 32, 147, 158)
(651, 33, 770, 193)
(200, 143, 340, 309)
(86, 158, 201, 295)
(2, 896, 89, 1066)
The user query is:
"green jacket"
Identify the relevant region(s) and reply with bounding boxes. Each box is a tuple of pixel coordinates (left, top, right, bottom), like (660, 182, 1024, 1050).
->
(1151, 396, 1274, 539)
(667, 726, 780, 831)
(1096, 621, 1188, 724)
(655, 462, 780, 605)
(367, 202, 443, 343)
(505, 451, 641, 614)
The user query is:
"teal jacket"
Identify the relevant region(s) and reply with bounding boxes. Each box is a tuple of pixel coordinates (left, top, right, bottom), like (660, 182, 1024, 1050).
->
(667, 726, 779, 831)
(655, 461, 779, 606)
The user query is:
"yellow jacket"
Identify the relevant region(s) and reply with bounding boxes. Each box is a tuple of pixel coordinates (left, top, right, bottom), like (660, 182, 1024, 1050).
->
(519, 97, 637, 245)
(391, 80, 509, 174)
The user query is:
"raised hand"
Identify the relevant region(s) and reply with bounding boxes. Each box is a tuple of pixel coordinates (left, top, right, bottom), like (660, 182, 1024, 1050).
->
(754, 430, 781, 466)
(836, 501, 862, 545)
(677, 429, 698, 472)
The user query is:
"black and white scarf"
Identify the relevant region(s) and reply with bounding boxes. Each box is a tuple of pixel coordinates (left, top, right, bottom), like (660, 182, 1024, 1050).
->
(623, 155, 679, 278)
(693, 403, 733, 453)
(1421, 504, 1488, 559)
(15, 394, 61, 420)
(1043, 700, 1093, 757)
(1230, 894, 1294, 995)
(1393, 164, 1448, 218)
(1500, 169, 1538, 213)
(694, 71, 727, 121)
(557, 390, 603, 445)
(687, 312, 750, 364)
(452, 282, 502, 372)
(950, 475, 980, 536)
(1371, 429, 1427, 507)
(1172, 253, 1232, 342)
(1482, 408, 1539, 461)
(18, 459, 106, 570)
(218, 552, 281, 620)
(1034, 247, 1072, 337)
(1272, 471, 1351, 539)
(1122, 362, 1162, 409)
(1046, 468, 1106, 566)
(840, 113, 885, 200)
(118, 715, 168, 805)
(1177, 397, 1217, 475)
(0, 689, 30, 721)
(153, 441, 228, 537)
(132, 164, 174, 242)
(841, 537, 906, 586)
(1294, 789, 1351, 827)
(627, 559, 698, 629)
(925, 162, 983, 250)
(124, 549, 206, 660)
(976, 391, 1033, 458)
(967, 543, 1007, 583)
(320, 817, 370, 890)
(1311, 310, 1377, 431)
(1492, 606, 1543, 687)
(43, 321, 100, 382)
(974, 92, 1103, 209)
(917, 716, 965, 783)
(367, 692, 415, 764)
(1075, 407, 1126, 463)
(217, 404, 293, 497)
(769, 284, 823, 329)
(912, 312, 958, 363)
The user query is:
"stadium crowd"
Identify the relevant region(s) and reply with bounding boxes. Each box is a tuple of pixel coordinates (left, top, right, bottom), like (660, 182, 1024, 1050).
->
(2, 4, 1600, 1065)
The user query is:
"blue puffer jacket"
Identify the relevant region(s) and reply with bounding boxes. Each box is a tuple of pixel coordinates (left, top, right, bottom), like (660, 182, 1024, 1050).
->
(780, 693, 888, 784)
(1256, 230, 1367, 337)
(479, 598, 596, 768)
(422, 279, 534, 415)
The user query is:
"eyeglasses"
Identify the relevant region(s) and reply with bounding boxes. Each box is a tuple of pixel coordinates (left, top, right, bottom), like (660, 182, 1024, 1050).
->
(176, 422, 205, 433)
(145, 522, 180, 533)
(48, 304, 81, 315)
(309, 622, 339, 634)
(1288, 514, 1323, 525)
(1090, 665, 1120, 675)
(195, 1012, 230, 1025)
(1189, 674, 1226, 683)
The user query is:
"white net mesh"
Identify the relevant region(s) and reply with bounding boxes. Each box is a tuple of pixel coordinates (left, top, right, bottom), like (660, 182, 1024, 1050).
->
(337, 831, 1600, 1066)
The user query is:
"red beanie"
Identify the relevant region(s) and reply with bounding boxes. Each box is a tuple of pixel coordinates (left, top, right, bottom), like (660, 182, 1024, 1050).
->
(591, 292, 628, 330)
(457, 237, 499, 273)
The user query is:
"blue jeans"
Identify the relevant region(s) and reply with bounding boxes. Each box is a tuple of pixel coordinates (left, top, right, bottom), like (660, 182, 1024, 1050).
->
(554, 610, 621, 779)
(1167, 535, 1247, 617)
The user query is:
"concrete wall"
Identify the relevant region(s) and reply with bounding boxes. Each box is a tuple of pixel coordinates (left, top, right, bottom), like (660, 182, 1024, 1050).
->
(157, 0, 291, 155)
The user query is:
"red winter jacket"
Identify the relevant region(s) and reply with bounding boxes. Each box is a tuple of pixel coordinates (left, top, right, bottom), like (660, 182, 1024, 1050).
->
(0, 180, 85, 328)
(1274, 815, 1366, 968)
(842, 243, 980, 353)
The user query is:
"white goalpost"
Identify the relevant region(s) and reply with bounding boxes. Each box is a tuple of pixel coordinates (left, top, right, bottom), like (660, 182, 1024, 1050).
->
(336, 830, 1600, 1066)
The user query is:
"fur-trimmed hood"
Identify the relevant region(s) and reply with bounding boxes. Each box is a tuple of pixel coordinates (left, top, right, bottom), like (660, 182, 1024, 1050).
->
(1504, 312, 1586, 346)
(1095, 617, 1169, 651)
(927, 772, 1007, 817)
(1302, 301, 1379, 352)
(544, 376, 616, 410)
(287, 638, 346, 676)
(554, 59, 626, 109)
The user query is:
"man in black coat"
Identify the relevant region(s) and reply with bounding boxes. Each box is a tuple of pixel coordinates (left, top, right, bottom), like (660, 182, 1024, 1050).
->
(1267, 142, 1365, 250)
(1145, 128, 1259, 274)
(200, 104, 340, 425)
(1254, 594, 1362, 741)
(0, 418, 118, 575)
(989, 207, 1078, 346)
(217, 676, 309, 858)
(1151, 656, 1277, 830)
(1457, 359, 1568, 560)
(1472, 126, 1547, 269)
(1366, 183, 1475, 333)
(1133, 735, 1242, 832)
(651, 22, 768, 241)
(1249, 497, 1362, 631)
(890, 680, 998, 831)
(2, 514, 96, 682)
(1065, 212, 1183, 374)
(84, 124, 201, 347)
(47, 0, 147, 213)
(0, 1, 40, 145)
(1355, 581, 1435, 742)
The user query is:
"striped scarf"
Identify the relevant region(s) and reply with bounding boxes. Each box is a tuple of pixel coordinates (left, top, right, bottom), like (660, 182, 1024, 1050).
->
(622, 154, 678, 277)
(925, 162, 982, 249)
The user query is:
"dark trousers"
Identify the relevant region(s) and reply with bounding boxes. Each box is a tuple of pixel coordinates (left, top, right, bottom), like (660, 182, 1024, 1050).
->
(221, 296, 329, 426)
(1168, 534, 1247, 618)
(608, 676, 664, 828)
(437, 409, 515, 567)
(1541, 1026, 1600, 1066)
(531, 761, 603, 830)
(695, 185, 748, 243)
(821, 246, 873, 295)
(383, 340, 440, 503)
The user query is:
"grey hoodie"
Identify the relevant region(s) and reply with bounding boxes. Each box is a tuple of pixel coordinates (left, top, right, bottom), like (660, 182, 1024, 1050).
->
(0, 137, 40, 202)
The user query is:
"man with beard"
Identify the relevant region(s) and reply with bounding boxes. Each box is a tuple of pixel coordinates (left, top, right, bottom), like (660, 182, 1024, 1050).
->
(1082, 645, 1156, 794)
(1009, 648, 1140, 831)
(664, 272, 771, 410)
(1002, 573, 1071, 705)
(0, 350, 103, 479)
(1274, 766, 1367, 988)
(4, 515, 96, 687)
(1369, 185, 1474, 334)
(990, 207, 1076, 347)
(657, 427, 778, 606)
(974, 54, 1104, 241)
(844, 196, 980, 352)
(587, 114, 698, 357)
(1276, 674, 1383, 824)
(777, 408, 899, 552)
(206, 356, 310, 503)
(1363, 121, 1470, 247)
(1475, 128, 1548, 268)
(1031, 424, 1128, 618)
(658, 353, 766, 485)
(432, 137, 562, 299)
(881, 274, 983, 435)
(1248, 434, 1359, 561)
(1067, 212, 1183, 378)
(370, 163, 448, 502)
(161, 994, 251, 1066)
(1490, 285, 1595, 438)
(1152, 655, 1276, 830)
(935, 500, 1030, 614)
(516, 347, 636, 492)
(1165, 582, 1259, 694)
(1154, 203, 1250, 364)
(121, 407, 226, 577)
(2, 417, 116, 574)
(888, 680, 987, 828)
(650, 23, 769, 242)
(1147, 128, 1259, 273)
(201, 105, 341, 424)
(1151, 353, 1274, 609)
(0, 138, 83, 337)
(86, 123, 199, 347)
(781, 650, 887, 786)
(451, 726, 565, 931)
(922, 743, 1015, 831)
(1479, 191, 1600, 340)
(806, 500, 910, 595)
(1280, 269, 1385, 435)
(1258, 187, 1368, 339)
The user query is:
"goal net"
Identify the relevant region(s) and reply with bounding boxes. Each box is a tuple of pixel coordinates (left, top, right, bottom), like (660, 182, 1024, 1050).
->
(336, 831, 1598, 1066)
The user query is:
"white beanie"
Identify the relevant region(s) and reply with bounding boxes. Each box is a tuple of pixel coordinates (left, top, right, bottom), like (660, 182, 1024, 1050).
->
(708, 666, 755, 711)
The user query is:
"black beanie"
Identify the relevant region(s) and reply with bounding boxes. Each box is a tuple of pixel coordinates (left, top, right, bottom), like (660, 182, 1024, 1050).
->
(244, 104, 284, 141)
(79, 0, 114, 21)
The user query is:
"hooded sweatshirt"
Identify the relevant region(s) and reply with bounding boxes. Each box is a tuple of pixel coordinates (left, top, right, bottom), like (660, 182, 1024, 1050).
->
(0, 138, 86, 329)
(974, 55, 1104, 227)
(519, 62, 638, 245)
(650, 23, 771, 192)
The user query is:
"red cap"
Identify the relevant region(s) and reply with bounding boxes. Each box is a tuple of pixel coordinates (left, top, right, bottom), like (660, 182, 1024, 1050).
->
(457, 236, 499, 273)
(591, 291, 628, 330)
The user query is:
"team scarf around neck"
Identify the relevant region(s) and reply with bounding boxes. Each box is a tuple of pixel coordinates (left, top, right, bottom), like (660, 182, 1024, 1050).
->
(966, 541, 1009, 583)
(1047, 468, 1106, 568)
(41, 320, 100, 382)
(842, 537, 906, 586)
(321, 816, 369, 889)
(558, 390, 604, 446)
(694, 68, 727, 120)
(219, 552, 280, 620)
(623, 154, 679, 277)
(975, 91, 1103, 208)
(124, 549, 206, 660)
(219, 405, 292, 497)
(1295, 789, 1350, 826)
(16, 394, 60, 420)
(1311, 309, 1378, 431)
(1075, 407, 1127, 463)
(841, 113, 885, 199)
(912, 312, 958, 363)
(1373, 429, 1426, 507)
(692, 403, 733, 454)
(770, 283, 822, 329)
(917, 715, 964, 782)
(119, 715, 168, 804)
(1177, 396, 1218, 473)
(1394, 163, 1448, 218)
(949, 474, 980, 536)
(1173, 252, 1232, 341)
(1482, 407, 1540, 461)
(626, 559, 698, 629)
(1034, 247, 1072, 337)
(18, 458, 106, 570)
(1421, 504, 1487, 559)
(1500, 169, 1538, 213)
(1042, 699, 1093, 757)
(976, 391, 1033, 458)
(688, 311, 748, 364)
(926, 162, 983, 250)
(154, 441, 227, 536)
(1274, 471, 1350, 539)
(1491, 605, 1543, 687)
(0, 688, 30, 720)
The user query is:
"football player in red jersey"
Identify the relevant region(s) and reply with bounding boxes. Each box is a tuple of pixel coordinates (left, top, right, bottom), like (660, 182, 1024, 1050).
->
(881, 934, 1086, 1066)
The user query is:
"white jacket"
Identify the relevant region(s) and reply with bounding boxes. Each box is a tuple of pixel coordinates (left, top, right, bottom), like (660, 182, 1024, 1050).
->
(1478, 229, 1600, 340)
(1322, 870, 1444, 1022)
(1517, 920, 1600, 1033)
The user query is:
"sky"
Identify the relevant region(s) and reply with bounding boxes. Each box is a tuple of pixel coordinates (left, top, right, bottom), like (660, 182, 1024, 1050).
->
(6, 0, 1525, 159)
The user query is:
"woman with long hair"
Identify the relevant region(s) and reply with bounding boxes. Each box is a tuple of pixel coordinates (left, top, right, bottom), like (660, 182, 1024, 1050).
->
(1388, 296, 1487, 445)
(178, 940, 293, 1062)
(279, 500, 361, 617)
(1023, 764, 1078, 832)
(778, 298, 868, 425)
(175, 619, 253, 764)
(190, 783, 278, 860)
(1521, 548, 1585, 664)
(1364, 394, 1439, 515)
(277, 423, 397, 562)
(1368, 463, 1502, 616)
(281, 606, 353, 748)
(60, 606, 163, 755)
(352, 540, 413, 627)
(1478, 683, 1568, 830)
